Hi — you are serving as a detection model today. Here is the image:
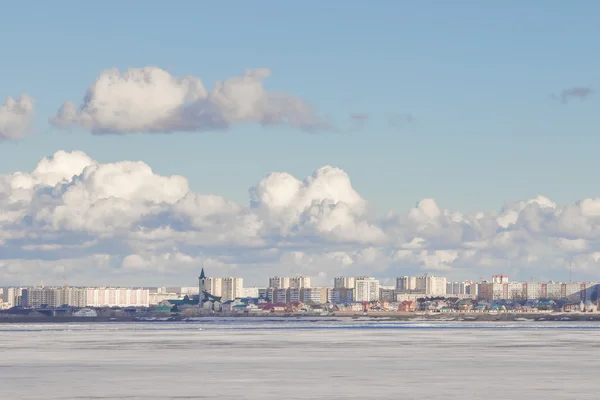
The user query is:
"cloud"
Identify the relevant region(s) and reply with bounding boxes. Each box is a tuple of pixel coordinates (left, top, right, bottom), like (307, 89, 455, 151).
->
(0, 94, 35, 141)
(555, 87, 594, 104)
(50, 67, 326, 134)
(5, 150, 600, 286)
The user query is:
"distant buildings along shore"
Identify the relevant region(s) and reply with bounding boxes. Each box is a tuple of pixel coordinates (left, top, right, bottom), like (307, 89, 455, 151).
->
(1, 271, 599, 313)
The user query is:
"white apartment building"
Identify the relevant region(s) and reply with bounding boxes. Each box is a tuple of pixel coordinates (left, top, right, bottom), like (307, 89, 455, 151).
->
(334, 277, 356, 289)
(203, 277, 223, 297)
(380, 286, 396, 302)
(272, 288, 288, 303)
(2, 287, 23, 308)
(243, 287, 260, 298)
(397, 275, 446, 296)
(396, 276, 418, 292)
(354, 277, 380, 302)
(288, 288, 301, 302)
(85, 288, 150, 307)
(477, 279, 599, 302)
(446, 282, 467, 295)
(165, 286, 199, 296)
(331, 288, 354, 304)
(290, 276, 311, 289)
(269, 276, 290, 289)
(418, 275, 447, 296)
(300, 287, 329, 304)
(221, 277, 244, 301)
(22, 287, 87, 308)
(269, 276, 311, 289)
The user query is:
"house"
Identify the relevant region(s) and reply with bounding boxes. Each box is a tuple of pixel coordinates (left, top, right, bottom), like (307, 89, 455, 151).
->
(261, 302, 287, 313)
(287, 301, 304, 313)
(439, 307, 454, 313)
(221, 300, 236, 313)
(398, 301, 415, 312)
(562, 303, 578, 312)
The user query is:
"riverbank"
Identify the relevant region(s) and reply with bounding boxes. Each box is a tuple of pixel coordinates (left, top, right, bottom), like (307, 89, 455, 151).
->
(1, 312, 599, 323)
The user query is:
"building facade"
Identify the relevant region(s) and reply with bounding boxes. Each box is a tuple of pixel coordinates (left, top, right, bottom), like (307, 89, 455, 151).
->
(354, 277, 380, 302)
(84, 287, 150, 307)
(334, 277, 356, 289)
(221, 277, 244, 301)
(21, 287, 87, 308)
(268, 277, 291, 289)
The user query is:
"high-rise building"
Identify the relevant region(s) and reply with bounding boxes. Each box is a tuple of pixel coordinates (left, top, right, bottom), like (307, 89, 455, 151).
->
(221, 277, 244, 301)
(243, 287, 260, 298)
(290, 276, 311, 289)
(396, 276, 418, 292)
(203, 277, 222, 297)
(397, 275, 446, 296)
(269, 276, 291, 289)
(354, 277, 380, 302)
(2, 287, 23, 307)
(21, 287, 87, 308)
(84, 287, 149, 307)
(269, 276, 311, 289)
(446, 282, 467, 295)
(331, 288, 354, 304)
(334, 277, 356, 289)
(300, 287, 328, 304)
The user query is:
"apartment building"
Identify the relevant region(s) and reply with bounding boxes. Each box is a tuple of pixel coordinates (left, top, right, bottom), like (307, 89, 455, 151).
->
(221, 277, 244, 301)
(354, 277, 380, 302)
(397, 275, 447, 296)
(1, 287, 23, 308)
(22, 287, 87, 308)
(290, 276, 311, 289)
(85, 287, 150, 307)
(334, 277, 356, 289)
(477, 279, 599, 302)
(379, 286, 397, 302)
(300, 287, 329, 304)
(396, 276, 418, 292)
(268, 276, 291, 289)
(202, 277, 223, 296)
(269, 276, 311, 289)
(243, 287, 260, 298)
(330, 288, 354, 304)
(446, 282, 468, 295)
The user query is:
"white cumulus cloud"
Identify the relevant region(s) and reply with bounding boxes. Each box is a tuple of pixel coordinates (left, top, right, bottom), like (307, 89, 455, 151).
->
(0, 94, 35, 140)
(50, 67, 326, 134)
(4, 150, 600, 286)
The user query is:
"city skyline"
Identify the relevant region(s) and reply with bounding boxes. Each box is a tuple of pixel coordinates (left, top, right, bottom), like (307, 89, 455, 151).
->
(4, 270, 599, 310)
(2, 2, 600, 286)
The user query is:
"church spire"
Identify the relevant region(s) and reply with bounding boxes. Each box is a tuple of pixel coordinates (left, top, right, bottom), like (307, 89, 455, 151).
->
(199, 268, 206, 280)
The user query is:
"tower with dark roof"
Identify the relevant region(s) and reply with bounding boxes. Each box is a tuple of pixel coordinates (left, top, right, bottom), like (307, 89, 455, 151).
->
(198, 268, 207, 297)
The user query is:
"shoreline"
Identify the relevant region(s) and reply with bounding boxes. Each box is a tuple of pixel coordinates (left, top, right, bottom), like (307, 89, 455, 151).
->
(1, 312, 599, 324)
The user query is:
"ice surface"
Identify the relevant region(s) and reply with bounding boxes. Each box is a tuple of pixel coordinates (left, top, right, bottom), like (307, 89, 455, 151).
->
(1, 320, 599, 399)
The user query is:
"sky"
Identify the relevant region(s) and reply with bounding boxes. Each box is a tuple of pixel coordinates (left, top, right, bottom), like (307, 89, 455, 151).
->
(0, 1, 599, 287)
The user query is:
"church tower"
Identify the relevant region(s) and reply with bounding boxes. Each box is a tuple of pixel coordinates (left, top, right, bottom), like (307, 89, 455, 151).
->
(198, 268, 207, 296)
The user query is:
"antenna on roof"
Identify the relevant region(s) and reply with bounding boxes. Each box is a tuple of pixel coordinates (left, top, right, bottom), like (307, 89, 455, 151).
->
(569, 259, 572, 283)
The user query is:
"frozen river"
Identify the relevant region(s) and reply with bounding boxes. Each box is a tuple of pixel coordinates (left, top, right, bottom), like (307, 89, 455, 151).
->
(1, 319, 599, 399)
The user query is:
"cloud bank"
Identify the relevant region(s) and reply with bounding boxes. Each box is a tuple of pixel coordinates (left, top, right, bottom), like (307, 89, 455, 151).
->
(2, 151, 600, 286)
(50, 67, 326, 134)
(0, 95, 35, 141)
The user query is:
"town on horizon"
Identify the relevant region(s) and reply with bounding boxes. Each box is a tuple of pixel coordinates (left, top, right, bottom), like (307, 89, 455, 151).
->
(3, 268, 600, 318)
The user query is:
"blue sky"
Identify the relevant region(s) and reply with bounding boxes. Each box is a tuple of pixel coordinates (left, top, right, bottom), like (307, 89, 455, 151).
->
(1, 0, 599, 214)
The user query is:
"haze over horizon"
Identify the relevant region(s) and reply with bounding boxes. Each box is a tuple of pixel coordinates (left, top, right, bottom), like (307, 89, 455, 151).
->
(1, 1, 599, 286)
